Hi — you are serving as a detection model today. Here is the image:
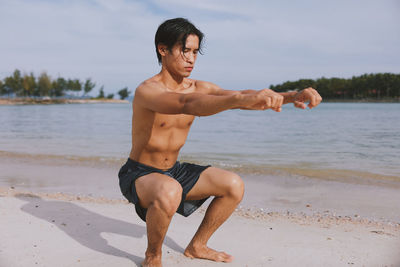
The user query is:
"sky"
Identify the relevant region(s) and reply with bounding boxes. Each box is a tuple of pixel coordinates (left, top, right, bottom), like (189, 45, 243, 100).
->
(1, 0, 399, 96)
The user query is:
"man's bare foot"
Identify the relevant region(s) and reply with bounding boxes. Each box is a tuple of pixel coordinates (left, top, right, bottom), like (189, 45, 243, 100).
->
(141, 255, 162, 267)
(184, 244, 233, 263)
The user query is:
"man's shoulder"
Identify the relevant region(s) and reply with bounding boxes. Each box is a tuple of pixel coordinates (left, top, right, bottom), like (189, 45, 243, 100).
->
(136, 77, 165, 95)
(135, 76, 222, 96)
(194, 80, 222, 94)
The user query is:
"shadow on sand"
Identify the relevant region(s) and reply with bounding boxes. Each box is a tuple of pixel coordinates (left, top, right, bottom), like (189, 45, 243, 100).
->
(15, 193, 184, 266)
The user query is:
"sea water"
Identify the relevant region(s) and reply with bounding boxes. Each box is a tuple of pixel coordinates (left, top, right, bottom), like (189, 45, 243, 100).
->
(0, 102, 399, 181)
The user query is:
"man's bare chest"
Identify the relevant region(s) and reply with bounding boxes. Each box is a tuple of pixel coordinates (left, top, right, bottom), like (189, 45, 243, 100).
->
(153, 113, 195, 130)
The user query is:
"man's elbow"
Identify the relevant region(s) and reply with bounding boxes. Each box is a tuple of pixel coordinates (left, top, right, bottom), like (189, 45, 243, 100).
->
(178, 94, 190, 114)
(183, 103, 216, 116)
(180, 94, 220, 116)
(178, 94, 202, 115)
(181, 102, 202, 116)
(177, 95, 198, 115)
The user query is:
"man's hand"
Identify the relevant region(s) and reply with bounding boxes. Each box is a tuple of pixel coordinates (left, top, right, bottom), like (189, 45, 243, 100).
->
(293, 87, 322, 109)
(241, 89, 284, 112)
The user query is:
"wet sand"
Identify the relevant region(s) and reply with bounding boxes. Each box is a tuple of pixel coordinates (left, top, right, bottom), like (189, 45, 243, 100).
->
(1, 154, 400, 266)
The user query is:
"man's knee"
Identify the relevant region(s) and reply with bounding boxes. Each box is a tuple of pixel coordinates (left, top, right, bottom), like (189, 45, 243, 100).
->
(225, 172, 244, 201)
(151, 180, 182, 216)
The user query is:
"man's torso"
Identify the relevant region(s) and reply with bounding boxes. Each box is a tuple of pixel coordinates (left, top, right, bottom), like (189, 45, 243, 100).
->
(129, 76, 207, 169)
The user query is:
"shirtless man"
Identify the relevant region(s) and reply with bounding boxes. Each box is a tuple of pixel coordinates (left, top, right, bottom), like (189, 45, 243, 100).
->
(118, 18, 322, 267)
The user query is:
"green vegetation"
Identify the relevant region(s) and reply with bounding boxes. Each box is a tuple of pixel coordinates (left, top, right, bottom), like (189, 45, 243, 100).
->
(97, 86, 105, 99)
(117, 87, 130, 100)
(270, 73, 400, 101)
(3, 69, 398, 102)
(0, 69, 131, 100)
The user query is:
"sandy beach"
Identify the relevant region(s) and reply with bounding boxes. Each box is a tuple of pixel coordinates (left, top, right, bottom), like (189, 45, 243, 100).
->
(1, 153, 400, 266)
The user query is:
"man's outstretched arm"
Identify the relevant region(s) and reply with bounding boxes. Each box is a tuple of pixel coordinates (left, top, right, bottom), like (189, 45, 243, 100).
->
(196, 81, 284, 112)
(134, 81, 282, 116)
(202, 81, 322, 110)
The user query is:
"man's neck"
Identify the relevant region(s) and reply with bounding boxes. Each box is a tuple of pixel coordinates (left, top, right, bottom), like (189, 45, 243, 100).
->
(159, 67, 186, 91)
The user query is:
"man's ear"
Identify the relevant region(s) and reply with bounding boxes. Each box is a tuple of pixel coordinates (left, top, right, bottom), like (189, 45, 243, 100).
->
(158, 44, 168, 57)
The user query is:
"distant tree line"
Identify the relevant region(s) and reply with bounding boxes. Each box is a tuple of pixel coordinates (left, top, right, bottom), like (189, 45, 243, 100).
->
(0, 69, 131, 100)
(270, 73, 400, 100)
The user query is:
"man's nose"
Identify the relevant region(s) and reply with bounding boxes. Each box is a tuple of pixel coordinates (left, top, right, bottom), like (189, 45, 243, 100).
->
(186, 52, 195, 63)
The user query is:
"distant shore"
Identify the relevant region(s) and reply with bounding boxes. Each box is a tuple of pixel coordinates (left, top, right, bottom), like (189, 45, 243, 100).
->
(0, 97, 129, 105)
(322, 98, 400, 103)
(1, 97, 399, 106)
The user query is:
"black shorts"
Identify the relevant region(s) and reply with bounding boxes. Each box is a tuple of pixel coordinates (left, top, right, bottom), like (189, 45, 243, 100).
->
(118, 158, 210, 222)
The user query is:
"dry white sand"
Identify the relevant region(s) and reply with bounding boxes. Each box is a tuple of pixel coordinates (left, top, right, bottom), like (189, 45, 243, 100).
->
(1, 154, 400, 266)
(1, 189, 399, 267)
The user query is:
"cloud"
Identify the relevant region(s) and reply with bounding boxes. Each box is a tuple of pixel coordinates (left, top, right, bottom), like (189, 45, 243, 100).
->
(0, 0, 399, 94)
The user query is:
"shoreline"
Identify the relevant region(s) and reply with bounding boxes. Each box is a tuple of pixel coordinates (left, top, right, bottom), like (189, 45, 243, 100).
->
(0, 97, 129, 105)
(1, 149, 399, 191)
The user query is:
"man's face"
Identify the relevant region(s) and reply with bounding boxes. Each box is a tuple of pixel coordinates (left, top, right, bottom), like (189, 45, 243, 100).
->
(162, 34, 199, 77)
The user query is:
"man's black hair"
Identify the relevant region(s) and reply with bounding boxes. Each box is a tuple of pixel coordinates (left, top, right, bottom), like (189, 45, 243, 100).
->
(155, 17, 204, 64)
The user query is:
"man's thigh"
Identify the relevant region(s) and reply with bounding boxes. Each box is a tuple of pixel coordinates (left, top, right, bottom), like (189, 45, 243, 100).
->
(186, 167, 242, 200)
(134, 173, 182, 209)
